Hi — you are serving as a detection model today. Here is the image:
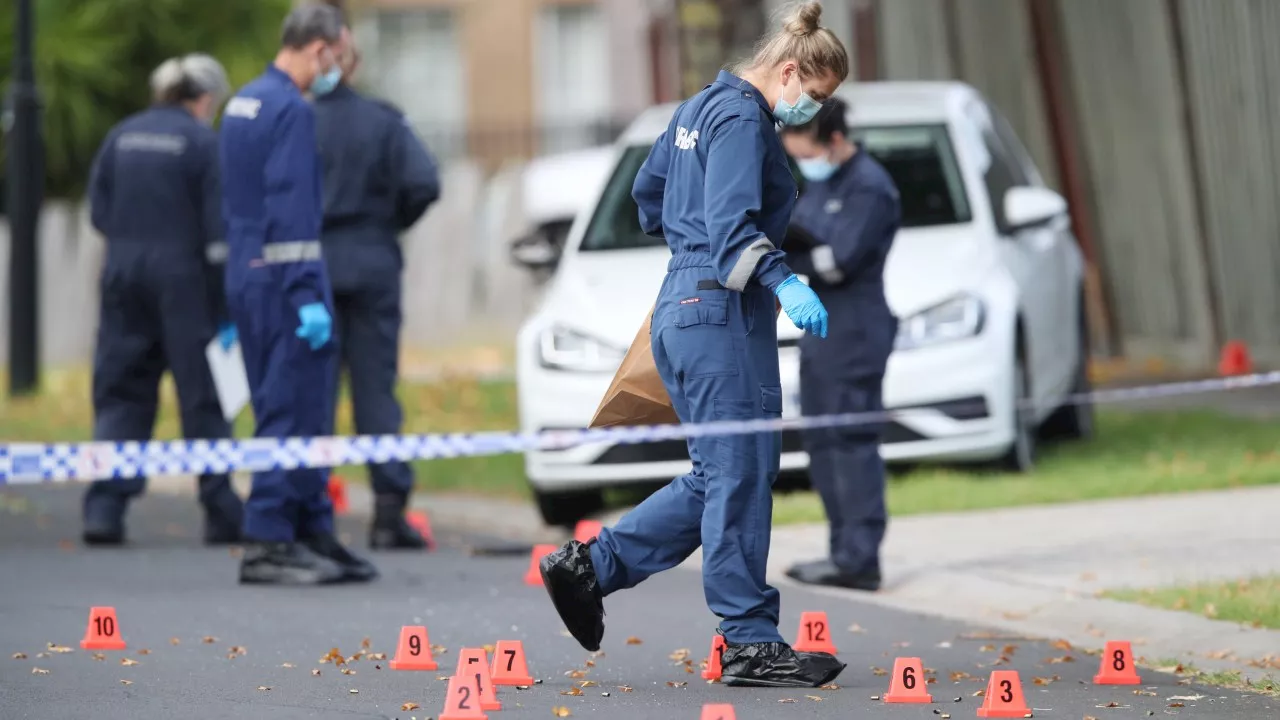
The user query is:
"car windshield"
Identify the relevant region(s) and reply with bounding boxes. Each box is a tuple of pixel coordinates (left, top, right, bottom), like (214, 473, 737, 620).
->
(579, 123, 972, 252)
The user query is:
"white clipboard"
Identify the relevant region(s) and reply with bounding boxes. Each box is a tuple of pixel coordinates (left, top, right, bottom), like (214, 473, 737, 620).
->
(205, 338, 250, 422)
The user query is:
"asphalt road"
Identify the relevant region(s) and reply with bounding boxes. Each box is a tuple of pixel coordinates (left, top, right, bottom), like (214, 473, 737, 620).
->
(0, 485, 1272, 719)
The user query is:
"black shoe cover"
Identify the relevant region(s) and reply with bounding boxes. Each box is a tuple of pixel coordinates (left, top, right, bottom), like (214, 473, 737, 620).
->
(539, 540, 605, 651)
(785, 559, 881, 591)
(370, 497, 428, 550)
(303, 533, 379, 583)
(82, 495, 127, 546)
(239, 542, 346, 586)
(721, 641, 846, 688)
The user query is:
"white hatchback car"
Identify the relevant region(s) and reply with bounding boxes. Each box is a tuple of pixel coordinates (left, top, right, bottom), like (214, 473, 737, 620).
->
(512, 81, 1092, 527)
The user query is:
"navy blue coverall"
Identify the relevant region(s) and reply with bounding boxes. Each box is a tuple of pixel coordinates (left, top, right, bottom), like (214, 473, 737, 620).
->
(588, 70, 799, 644)
(313, 84, 440, 498)
(786, 146, 901, 577)
(219, 65, 338, 543)
(86, 105, 240, 524)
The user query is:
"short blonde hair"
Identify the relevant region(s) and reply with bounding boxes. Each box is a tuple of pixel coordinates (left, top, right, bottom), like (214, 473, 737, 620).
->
(735, 1, 849, 83)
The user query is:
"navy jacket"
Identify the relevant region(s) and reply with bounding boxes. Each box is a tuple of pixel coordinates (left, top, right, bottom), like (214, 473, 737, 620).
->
(632, 70, 796, 292)
(314, 84, 440, 291)
(88, 105, 227, 322)
(218, 64, 331, 312)
(787, 147, 901, 377)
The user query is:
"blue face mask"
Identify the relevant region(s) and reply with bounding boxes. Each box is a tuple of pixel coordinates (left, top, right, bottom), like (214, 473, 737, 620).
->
(797, 155, 839, 182)
(310, 61, 342, 97)
(775, 77, 822, 127)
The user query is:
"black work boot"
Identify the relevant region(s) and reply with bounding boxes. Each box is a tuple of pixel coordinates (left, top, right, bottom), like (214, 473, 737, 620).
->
(303, 532, 379, 583)
(201, 488, 244, 546)
(82, 493, 128, 546)
(239, 542, 346, 585)
(721, 640, 846, 688)
(539, 540, 605, 651)
(785, 559, 881, 592)
(370, 495, 427, 550)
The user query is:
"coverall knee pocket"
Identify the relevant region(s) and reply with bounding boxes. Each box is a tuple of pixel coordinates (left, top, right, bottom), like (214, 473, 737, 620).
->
(710, 386, 782, 477)
(671, 300, 737, 379)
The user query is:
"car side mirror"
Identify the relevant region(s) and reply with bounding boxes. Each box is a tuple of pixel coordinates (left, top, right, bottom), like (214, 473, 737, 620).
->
(510, 231, 561, 271)
(1004, 186, 1068, 233)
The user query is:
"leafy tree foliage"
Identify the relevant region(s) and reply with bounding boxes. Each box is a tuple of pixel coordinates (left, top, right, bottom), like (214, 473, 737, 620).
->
(0, 0, 293, 200)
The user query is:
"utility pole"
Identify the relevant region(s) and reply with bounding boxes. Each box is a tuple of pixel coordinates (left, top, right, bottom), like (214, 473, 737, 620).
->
(6, 0, 42, 396)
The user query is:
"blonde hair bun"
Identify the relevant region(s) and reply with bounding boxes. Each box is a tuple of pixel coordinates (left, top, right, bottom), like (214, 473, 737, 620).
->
(783, 1, 824, 37)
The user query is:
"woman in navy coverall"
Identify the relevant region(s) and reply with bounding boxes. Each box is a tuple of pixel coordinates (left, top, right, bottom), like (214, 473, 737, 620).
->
(539, 1, 852, 689)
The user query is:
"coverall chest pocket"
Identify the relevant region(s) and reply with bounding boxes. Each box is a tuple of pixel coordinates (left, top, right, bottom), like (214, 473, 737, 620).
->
(670, 300, 738, 379)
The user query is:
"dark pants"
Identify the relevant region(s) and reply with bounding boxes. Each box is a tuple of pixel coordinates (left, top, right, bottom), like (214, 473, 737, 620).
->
(798, 361, 887, 576)
(228, 272, 338, 543)
(589, 252, 784, 644)
(88, 249, 235, 512)
(332, 276, 414, 498)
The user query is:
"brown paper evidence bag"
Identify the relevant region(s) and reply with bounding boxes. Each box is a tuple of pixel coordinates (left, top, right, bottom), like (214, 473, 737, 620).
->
(588, 299, 783, 429)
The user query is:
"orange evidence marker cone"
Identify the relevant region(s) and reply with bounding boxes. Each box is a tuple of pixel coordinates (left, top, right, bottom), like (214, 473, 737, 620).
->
(976, 670, 1030, 718)
(491, 640, 535, 686)
(701, 635, 725, 681)
(439, 673, 488, 720)
(700, 703, 736, 720)
(389, 625, 438, 671)
(1218, 341, 1253, 376)
(405, 510, 437, 551)
(792, 611, 837, 654)
(1094, 640, 1141, 685)
(883, 656, 933, 703)
(456, 648, 501, 711)
(80, 606, 126, 650)
(524, 544, 558, 586)
(573, 519, 603, 544)
(327, 474, 349, 515)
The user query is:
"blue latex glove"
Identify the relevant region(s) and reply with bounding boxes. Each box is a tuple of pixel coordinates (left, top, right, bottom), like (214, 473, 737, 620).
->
(774, 274, 828, 338)
(217, 322, 237, 351)
(295, 303, 332, 350)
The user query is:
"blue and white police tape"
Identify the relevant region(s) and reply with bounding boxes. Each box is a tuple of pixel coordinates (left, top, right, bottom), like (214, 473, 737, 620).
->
(3, 370, 1279, 485)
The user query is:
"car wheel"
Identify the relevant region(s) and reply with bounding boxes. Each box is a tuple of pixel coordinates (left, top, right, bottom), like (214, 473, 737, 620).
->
(534, 488, 605, 529)
(1041, 299, 1094, 441)
(999, 353, 1037, 473)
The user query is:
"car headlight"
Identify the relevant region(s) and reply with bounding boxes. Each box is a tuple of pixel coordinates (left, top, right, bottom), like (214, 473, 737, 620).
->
(537, 325, 626, 372)
(895, 294, 985, 351)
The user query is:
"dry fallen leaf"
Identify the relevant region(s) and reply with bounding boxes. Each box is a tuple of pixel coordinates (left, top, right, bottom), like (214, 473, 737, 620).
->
(257, 686, 272, 691)
(361, 637, 371, 650)
(120, 658, 140, 667)
(1133, 689, 1157, 696)
(871, 667, 888, 676)
(579, 680, 598, 688)
(341, 668, 355, 676)
(400, 702, 420, 711)
(431, 645, 447, 655)
(281, 663, 295, 669)
(617, 685, 633, 693)
(202, 636, 217, 644)
(972, 690, 986, 697)
(32, 667, 49, 675)
(669, 648, 691, 661)
(91, 653, 106, 661)
(170, 638, 180, 646)
(1168, 702, 1185, 708)
(567, 670, 587, 679)
(561, 687, 583, 697)
(1085, 716, 1099, 720)
(779, 698, 797, 703)
(1001, 645, 1018, 655)
(552, 707, 572, 718)
(666, 681, 688, 688)
(1167, 695, 1205, 701)
(805, 695, 823, 702)
(119, 679, 133, 686)
(625, 637, 643, 645)
(35, 652, 49, 659)
(368, 652, 386, 661)
(848, 623, 867, 633)
(979, 645, 996, 652)
(12, 652, 27, 659)
(311, 669, 321, 677)
(951, 671, 973, 681)
(229, 646, 247, 656)
(1032, 676, 1057, 686)
(1051, 639, 1073, 651)
(46, 644, 74, 654)
(1045, 655, 1075, 664)
(819, 683, 840, 691)
(1102, 701, 1120, 708)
